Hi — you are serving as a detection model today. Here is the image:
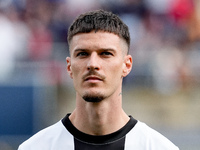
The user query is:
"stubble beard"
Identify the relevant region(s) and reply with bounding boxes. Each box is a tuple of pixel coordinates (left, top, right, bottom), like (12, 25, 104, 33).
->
(81, 70, 107, 102)
(82, 93, 106, 103)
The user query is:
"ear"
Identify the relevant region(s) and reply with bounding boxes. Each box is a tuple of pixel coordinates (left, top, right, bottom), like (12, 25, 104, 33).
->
(66, 57, 73, 79)
(122, 55, 132, 77)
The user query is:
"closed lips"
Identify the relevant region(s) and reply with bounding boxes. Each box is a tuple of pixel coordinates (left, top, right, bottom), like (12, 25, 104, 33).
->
(85, 76, 102, 81)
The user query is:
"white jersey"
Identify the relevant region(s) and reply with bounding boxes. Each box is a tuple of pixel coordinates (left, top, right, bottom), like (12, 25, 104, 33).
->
(18, 115, 179, 150)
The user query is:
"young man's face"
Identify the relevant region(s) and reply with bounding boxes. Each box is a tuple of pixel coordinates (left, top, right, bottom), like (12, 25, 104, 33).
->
(67, 31, 132, 102)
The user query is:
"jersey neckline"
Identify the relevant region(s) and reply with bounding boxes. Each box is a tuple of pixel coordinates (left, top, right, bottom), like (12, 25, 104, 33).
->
(62, 113, 137, 144)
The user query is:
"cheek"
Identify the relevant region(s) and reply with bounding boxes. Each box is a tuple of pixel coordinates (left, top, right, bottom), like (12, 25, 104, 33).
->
(71, 65, 82, 89)
(70, 60, 87, 82)
(107, 62, 123, 79)
(71, 64, 81, 78)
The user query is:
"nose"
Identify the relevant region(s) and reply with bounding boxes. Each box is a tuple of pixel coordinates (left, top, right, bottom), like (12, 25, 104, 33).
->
(87, 53, 100, 71)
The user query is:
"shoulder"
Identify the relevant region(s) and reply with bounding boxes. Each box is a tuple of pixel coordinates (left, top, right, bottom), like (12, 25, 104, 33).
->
(126, 121, 179, 150)
(18, 121, 73, 150)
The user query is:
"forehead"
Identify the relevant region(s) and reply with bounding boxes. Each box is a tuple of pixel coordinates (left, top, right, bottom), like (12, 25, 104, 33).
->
(69, 31, 127, 53)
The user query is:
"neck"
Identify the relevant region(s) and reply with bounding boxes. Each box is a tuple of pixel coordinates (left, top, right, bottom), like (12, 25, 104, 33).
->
(69, 92, 129, 135)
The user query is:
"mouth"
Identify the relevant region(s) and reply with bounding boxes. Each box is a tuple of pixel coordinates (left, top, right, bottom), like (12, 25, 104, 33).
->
(82, 70, 106, 83)
(84, 76, 103, 82)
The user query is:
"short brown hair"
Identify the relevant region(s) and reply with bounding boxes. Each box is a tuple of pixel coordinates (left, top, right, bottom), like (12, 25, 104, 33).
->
(68, 10, 130, 52)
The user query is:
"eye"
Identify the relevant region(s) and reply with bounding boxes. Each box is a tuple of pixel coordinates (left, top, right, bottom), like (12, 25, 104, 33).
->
(101, 51, 113, 56)
(76, 51, 88, 57)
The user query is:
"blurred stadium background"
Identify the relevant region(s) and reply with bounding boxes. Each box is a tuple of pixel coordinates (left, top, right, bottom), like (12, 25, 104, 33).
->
(0, 0, 200, 149)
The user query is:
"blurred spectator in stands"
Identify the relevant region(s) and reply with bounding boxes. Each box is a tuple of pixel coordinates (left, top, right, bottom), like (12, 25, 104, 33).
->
(170, 0, 193, 26)
(151, 44, 184, 94)
(0, 2, 30, 82)
(24, 0, 53, 61)
(187, 0, 200, 42)
(27, 20, 53, 61)
(65, 0, 101, 21)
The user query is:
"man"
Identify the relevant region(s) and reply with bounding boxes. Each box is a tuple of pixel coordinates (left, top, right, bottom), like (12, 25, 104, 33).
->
(18, 10, 179, 150)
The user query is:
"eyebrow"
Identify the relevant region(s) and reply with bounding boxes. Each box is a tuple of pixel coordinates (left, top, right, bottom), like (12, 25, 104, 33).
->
(73, 48, 116, 53)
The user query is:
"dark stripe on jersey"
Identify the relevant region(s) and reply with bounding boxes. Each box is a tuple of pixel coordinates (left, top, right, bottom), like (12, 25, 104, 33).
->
(62, 114, 137, 145)
(74, 136, 125, 150)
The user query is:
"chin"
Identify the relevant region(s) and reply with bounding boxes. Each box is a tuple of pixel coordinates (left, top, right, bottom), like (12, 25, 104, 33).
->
(82, 92, 106, 103)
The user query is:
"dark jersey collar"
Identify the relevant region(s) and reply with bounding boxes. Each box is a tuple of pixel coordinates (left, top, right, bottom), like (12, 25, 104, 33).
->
(62, 113, 137, 144)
